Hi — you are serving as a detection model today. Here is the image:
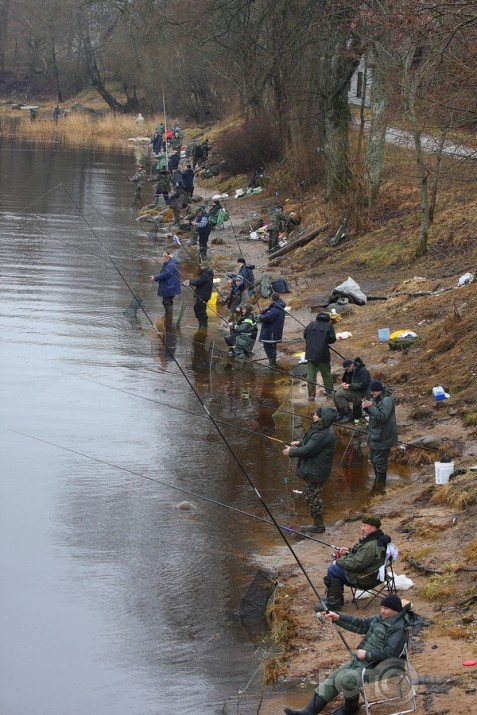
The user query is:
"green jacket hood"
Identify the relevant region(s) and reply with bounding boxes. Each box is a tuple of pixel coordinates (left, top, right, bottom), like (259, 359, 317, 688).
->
(319, 406, 338, 427)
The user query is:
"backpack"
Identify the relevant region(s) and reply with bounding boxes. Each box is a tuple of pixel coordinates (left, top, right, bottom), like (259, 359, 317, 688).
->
(271, 277, 291, 293)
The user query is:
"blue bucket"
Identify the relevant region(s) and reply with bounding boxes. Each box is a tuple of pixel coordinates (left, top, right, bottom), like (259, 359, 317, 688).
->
(377, 328, 390, 343)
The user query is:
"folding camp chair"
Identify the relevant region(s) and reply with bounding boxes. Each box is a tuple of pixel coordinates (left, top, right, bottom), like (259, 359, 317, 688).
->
(359, 628, 417, 715)
(349, 543, 399, 610)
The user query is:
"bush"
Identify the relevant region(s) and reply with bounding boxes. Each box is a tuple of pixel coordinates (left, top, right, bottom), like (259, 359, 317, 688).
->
(214, 114, 282, 173)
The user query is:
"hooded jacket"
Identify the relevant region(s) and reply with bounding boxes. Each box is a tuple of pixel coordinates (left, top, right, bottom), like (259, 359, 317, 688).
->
(152, 257, 181, 298)
(336, 529, 391, 585)
(304, 313, 336, 362)
(257, 298, 286, 343)
(288, 406, 337, 482)
(365, 386, 398, 450)
(336, 603, 419, 667)
(190, 267, 214, 303)
(238, 262, 255, 288)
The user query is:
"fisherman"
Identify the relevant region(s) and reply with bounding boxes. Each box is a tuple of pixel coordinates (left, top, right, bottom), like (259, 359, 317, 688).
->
(52, 105, 61, 123)
(152, 168, 172, 205)
(267, 205, 288, 254)
(168, 183, 188, 225)
(334, 357, 371, 423)
(184, 263, 214, 329)
(236, 257, 255, 296)
(194, 206, 211, 260)
(315, 515, 391, 612)
(149, 252, 181, 316)
(362, 381, 398, 486)
(256, 292, 286, 368)
(225, 303, 257, 358)
(284, 595, 418, 715)
(226, 275, 246, 319)
(128, 164, 147, 200)
(168, 150, 180, 173)
(181, 164, 195, 197)
(207, 199, 222, 227)
(303, 312, 337, 400)
(171, 131, 182, 151)
(282, 406, 337, 533)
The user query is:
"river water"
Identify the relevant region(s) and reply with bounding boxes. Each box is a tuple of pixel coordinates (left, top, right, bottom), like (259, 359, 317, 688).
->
(0, 137, 404, 715)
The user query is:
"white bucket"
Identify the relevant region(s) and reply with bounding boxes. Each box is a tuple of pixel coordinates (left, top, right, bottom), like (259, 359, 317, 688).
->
(434, 461, 454, 485)
(377, 328, 390, 342)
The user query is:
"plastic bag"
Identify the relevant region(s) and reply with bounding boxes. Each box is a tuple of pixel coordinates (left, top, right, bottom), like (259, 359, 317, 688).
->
(332, 277, 367, 305)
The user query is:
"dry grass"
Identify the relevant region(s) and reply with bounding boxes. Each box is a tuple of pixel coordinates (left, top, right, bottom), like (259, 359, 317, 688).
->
(462, 535, 477, 562)
(419, 569, 459, 602)
(431, 472, 477, 509)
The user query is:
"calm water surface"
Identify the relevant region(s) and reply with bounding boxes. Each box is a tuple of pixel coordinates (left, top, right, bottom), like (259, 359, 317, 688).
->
(0, 137, 406, 715)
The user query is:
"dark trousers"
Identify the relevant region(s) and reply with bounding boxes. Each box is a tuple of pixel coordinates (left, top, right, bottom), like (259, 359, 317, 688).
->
(194, 299, 207, 325)
(262, 342, 277, 360)
(198, 228, 210, 258)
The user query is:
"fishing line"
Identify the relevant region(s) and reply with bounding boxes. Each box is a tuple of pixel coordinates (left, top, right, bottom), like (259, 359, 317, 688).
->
(256, 401, 441, 454)
(58, 182, 352, 651)
(9, 429, 339, 551)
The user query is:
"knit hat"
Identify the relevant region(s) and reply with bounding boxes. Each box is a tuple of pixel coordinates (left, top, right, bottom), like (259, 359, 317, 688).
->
(380, 594, 403, 612)
(370, 380, 384, 392)
(361, 515, 381, 528)
(342, 359, 353, 368)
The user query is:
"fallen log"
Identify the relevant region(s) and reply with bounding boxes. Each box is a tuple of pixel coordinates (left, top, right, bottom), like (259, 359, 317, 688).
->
(270, 223, 330, 260)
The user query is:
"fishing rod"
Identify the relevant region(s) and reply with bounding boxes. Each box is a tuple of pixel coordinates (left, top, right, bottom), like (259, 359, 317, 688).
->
(257, 401, 441, 454)
(59, 185, 352, 654)
(9, 429, 339, 551)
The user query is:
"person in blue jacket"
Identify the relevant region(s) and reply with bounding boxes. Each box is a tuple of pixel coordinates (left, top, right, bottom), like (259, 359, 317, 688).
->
(256, 292, 286, 367)
(149, 252, 181, 316)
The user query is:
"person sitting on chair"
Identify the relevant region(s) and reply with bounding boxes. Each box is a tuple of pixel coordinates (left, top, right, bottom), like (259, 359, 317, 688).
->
(316, 515, 391, 612)
(284, 595, 418, 715)
(334, 357, 371, 423)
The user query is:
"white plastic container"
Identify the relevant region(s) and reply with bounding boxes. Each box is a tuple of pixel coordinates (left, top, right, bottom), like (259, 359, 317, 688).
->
(377, 328, 390, 342)
(434, 462, 454, 484)
(432, 386, 446, 401)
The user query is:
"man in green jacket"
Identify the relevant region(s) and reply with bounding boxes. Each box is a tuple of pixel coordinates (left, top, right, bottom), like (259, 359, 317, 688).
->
(362, 381, 398, 486)
(315, 515, 391, 611)
(282, 406, 337, 533)
(284, 595, 417, 715)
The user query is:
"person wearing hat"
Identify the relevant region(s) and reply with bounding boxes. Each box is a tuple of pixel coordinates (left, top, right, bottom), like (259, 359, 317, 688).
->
(194, 206, 211, 260)
(303, 312, 337, 400)
(226, 303, 257, 358)
(334, 357, 371, 423)
(284, 595, 418, 715)
(128, 164, 147, 200)
(362, 381, 398, 486)
(152, 168, 172, 205)
(148, 252, 181, 317)
(257, 292, 287, 368)
(184, 262, 214, 329)
(316, 515, 391, 612)
(282, 406, 338, 533)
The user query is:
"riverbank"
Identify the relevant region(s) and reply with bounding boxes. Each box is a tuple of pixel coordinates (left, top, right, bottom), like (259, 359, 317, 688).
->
(176, 186, 477, 714)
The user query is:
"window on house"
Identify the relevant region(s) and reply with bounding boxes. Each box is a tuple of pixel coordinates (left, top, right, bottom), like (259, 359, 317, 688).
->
(356, 71, 363, 98)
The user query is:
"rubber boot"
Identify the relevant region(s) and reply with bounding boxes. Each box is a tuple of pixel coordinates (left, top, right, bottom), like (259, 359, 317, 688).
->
(284, 693, 328, 715)
(329, 694, 360, 714)
(375, 470, 387, 484)
(352, 404, 362, 420)
(300, 515, 325, 534)
(198, 318, 208, 328)
(268, 357, 277, 368)
(164, 303, 173, 316)
(315, 578, 343, 612)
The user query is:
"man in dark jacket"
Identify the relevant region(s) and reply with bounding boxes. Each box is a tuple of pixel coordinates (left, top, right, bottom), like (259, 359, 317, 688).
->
(316, 515, 391, 611)
(282, 406, 337, 533)
(149, 252, 181, 316)
(257, 292, 286, 367)
(334, 357, 371, 423)
(181, 164, 195, 196)
(284, 595, 418, 715)
(362, 382, 398, 486)
(304, 312, 337, 400)
(194, 207, 211, 260)
(237, 257, 255, 296)
(184, 263, 214, 328)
